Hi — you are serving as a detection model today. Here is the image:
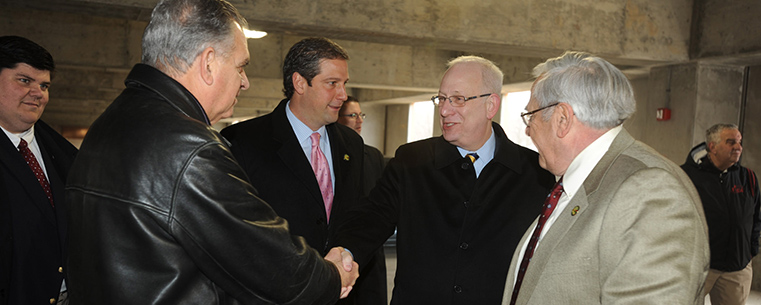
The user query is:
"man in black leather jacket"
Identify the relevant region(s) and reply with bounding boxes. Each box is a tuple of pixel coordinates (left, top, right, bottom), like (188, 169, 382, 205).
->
(65, 0, 357, 304)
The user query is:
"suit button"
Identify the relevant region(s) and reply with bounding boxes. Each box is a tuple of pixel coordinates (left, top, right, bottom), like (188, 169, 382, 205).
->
(453, 285, 463, 293)
(58, 267, 63, 273)
(459, 242, 469, 250)
(316, 218, 326, 225)
(49, 298, 56, 304)
(461, 163, 469, 170)
(463, 201, 469, 207)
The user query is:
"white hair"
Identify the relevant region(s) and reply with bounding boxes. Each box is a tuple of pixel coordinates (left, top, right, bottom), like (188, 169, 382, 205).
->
(447, 55, 504, 95)
(532, 51, 635, 129)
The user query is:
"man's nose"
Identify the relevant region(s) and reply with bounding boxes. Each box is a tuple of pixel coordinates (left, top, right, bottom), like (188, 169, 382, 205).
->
(240, 70, 250, 90)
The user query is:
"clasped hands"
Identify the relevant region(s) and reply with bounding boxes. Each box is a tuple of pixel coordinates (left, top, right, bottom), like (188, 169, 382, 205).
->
(324, 247, 359, 299)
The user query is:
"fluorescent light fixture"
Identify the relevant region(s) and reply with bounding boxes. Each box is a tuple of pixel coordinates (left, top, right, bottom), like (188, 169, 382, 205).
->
(244, 29, 267, 39)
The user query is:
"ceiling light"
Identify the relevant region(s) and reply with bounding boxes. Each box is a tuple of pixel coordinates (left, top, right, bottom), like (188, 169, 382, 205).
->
(244, 29, 267, 39)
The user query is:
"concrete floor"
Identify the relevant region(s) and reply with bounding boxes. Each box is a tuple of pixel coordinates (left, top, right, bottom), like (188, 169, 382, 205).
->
(383, 247, 761, 304)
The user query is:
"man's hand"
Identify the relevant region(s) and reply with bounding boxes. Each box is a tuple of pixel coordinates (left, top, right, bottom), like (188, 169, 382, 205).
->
(325, 247, 359, 299)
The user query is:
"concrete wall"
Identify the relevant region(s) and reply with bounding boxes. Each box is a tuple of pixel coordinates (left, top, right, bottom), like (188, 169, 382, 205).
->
(360, 102, 387, 154)
(625, 62, 746, 165)
(636, 64, 700, 163)
(384, 105, 410, 157)
(691, 0, 761, 59)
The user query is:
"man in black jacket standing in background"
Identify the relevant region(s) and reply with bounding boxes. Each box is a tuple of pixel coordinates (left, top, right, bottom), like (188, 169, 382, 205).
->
(682, 123, 760, 305)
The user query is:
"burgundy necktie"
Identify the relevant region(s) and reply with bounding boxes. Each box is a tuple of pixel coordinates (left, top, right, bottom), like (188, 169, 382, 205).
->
(18, 139, 54, 207)
(509, 178, 563, 304)
(310, 132, 333, 222)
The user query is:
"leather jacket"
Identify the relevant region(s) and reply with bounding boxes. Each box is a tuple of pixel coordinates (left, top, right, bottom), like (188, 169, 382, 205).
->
(66, 64, 341, 304)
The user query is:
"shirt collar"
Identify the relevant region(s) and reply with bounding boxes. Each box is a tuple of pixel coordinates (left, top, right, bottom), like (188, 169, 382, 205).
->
(1, 125, 35, 148)
(285, 100, 327, 142)
(456, 126, 496, 163)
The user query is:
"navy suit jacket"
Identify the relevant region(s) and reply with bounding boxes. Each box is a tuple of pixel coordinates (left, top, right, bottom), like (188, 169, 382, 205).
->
(222, 99, 387, 304)
(0, 120, 77, 305)
(222, 99, 366, 254)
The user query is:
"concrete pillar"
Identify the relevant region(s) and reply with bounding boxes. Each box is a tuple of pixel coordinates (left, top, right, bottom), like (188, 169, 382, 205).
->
(384, 105, 410, 157)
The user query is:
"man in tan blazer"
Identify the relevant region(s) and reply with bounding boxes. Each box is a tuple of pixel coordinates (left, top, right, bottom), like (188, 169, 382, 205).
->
(502, 51, 710, 305)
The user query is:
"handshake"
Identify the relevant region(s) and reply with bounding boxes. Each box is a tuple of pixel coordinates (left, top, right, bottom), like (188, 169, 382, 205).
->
(324, 247, 360, 299)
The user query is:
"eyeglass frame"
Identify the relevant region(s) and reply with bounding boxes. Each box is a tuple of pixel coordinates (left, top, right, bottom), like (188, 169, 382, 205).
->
(430, 93, 492, 107)
(520, 103, 559, 126)
(341, 112, 367, 119)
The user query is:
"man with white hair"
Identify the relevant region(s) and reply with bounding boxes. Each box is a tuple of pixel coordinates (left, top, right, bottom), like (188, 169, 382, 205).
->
(502, 51, 709, 305)
(336, 55, 554, 304)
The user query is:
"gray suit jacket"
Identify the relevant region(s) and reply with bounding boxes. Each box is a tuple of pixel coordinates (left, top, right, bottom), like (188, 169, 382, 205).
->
(502, 128, 709, 305)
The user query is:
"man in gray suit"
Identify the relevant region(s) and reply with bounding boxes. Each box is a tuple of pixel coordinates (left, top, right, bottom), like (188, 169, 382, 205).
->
(502, 51, 710, 305)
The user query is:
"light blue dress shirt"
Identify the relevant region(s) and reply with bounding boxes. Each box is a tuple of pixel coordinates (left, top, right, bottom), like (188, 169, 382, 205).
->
(285, 100, 335, 191)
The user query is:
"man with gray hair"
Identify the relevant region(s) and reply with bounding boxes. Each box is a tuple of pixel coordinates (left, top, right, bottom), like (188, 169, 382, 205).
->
(335, 55, 554, 304)
(502, 51, 709, 304)
(65, 0, 357, 304)
(682, 123, 760, 305)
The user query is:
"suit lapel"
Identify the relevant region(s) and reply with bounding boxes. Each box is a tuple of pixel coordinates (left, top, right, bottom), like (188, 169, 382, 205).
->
(271, 102, 327, 211)
(503, 217, 535, 304)
(0, 131, 57, 226)
(326, 124, 348, 207)
(515, 186, 590, 304)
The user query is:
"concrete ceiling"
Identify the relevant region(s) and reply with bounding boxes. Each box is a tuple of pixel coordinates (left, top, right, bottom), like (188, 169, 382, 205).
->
(3, 0, 694, 67)
(4, 0, 759, 127)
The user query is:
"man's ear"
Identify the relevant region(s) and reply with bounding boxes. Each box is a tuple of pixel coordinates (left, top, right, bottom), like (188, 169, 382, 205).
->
(199, 47, 215, 86)
(485, 94, 500, 120)
(292, 72, 306, 95)
(555, 103, 574, 138)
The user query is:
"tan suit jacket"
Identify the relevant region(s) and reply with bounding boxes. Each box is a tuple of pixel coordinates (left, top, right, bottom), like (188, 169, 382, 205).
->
(502, 129, 709, 305)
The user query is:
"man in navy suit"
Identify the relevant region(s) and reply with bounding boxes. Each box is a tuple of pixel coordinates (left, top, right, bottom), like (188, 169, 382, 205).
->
(222, 37, 385, 305)
(0, 36, 77, 305)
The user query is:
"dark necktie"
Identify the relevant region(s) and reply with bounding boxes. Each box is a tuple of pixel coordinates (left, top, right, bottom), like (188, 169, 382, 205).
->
(509, 178, 563, 304)
(18, 139, 54, 207)
(466, 153, 479, 163)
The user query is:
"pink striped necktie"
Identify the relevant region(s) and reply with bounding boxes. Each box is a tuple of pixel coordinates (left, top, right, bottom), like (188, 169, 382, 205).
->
(310, 132, 333, 222)
(18, 139, 54, 207)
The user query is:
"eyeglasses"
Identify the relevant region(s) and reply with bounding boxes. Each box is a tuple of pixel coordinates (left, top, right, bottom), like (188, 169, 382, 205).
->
(341, 112, 366, 119)
(431, 93, 492, 107)
(520, 103, 559, 126)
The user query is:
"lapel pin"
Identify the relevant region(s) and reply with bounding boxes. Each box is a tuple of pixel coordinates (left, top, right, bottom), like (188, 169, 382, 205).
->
(343, 154, 350, 161)
(571, 206, 580, 216)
